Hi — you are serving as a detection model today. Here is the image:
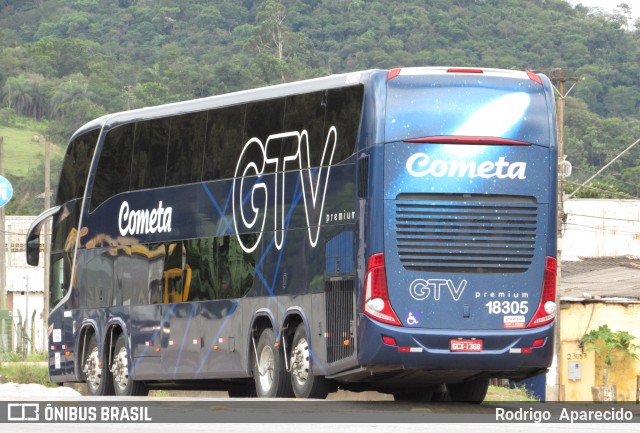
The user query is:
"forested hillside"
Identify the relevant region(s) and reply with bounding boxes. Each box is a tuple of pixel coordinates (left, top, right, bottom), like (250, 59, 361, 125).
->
(1, 0, 640, 214)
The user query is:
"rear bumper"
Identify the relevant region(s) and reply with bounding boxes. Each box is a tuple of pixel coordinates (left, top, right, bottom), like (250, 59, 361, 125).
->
(357, 315, 554, 378)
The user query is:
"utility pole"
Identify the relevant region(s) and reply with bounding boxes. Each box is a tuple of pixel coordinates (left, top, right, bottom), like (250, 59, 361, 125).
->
(43, 137, 51, 352)
(549, 69, 582, 402)
(0, 136, 6, 312)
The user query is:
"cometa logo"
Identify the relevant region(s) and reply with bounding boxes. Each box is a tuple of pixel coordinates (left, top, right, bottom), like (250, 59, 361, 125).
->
(118, 201, 173, 236)
(406, 153, 527, 179)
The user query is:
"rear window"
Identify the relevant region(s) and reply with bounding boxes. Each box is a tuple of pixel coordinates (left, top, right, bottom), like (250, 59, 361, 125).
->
(385, 74, 550, 146)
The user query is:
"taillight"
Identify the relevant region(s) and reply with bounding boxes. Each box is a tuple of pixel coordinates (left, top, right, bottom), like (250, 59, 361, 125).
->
(526, 71, 543, 85)
(404, 136, 529, 146)
(447, 68, 483, 74)
(363, 253, 402, 326)
(527, 257, 557, 328)
(387, 68, 401, 80)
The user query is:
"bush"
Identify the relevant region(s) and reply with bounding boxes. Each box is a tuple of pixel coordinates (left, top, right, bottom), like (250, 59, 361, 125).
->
(0, 108, 17, 127)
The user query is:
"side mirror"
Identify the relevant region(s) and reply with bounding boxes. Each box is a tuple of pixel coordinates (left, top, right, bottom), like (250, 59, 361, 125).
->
(27, 233, 40, 266)
(25, 205, 62, 267)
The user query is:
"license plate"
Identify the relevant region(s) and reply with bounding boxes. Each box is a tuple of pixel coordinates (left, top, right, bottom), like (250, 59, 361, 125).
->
(450, 339, 483, 352)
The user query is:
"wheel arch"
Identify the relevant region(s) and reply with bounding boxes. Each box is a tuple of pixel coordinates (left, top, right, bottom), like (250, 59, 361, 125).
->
(280, 308, 308, 364)
(246, 309, 277, 374)
(105, 318, 127, 371)
(75, 321, 98, 380)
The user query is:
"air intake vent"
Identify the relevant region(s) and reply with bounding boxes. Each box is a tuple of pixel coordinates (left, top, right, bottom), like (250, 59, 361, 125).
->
(358, 156, 369, 198)
(325, 279, 355, 363)
(395, 195, 538, 273)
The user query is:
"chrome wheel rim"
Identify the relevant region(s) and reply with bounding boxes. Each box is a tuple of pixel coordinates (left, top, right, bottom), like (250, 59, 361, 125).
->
(111, 346, 129, 391)
(291, 337, 310, 387)
(83, 347, 101, 391)
(257, 344, 275, 392)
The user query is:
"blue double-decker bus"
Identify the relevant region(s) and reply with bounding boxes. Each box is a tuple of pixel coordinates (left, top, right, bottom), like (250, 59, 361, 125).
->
(27, 67, 557, 402)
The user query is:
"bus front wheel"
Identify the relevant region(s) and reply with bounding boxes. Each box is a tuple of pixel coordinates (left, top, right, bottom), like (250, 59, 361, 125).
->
(289, 323, 332, 399)
(111, 333, 148, 396)
(253, 328, 293, 398)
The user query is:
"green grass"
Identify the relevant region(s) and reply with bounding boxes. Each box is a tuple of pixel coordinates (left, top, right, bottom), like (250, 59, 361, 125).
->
(485, 385, 539, 402)
(0, 118, 63, 177)
(0, 351, 48, 363)
(0, 363, 58, 388)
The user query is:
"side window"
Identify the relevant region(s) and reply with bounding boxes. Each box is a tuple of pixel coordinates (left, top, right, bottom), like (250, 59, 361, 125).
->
(131, 117, 171, 190)
(166, 112, 207, 186)
(182, 236, 255, 301)
(284, 91, 327, 168)
(244, 99, 285, 175)
(202, 105, 246, 181)
(56, 128, 100, 205)
(325, 86, 363, 163)
(90, 123, 134, 211)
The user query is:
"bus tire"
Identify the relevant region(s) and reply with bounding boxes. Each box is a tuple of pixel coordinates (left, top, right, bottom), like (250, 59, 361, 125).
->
(446, 377, 489, 403)
(290, 323, 331, 399)
(82, 334, 114, 396)
(112, 333, 148, 396)
(392, 388, 434, 402)
(253, 328, 293, 398)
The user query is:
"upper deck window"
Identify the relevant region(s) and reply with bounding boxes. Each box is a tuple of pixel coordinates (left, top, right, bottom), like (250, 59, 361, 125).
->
(385, 75, 550, 146)
(56, 128, 100, 205)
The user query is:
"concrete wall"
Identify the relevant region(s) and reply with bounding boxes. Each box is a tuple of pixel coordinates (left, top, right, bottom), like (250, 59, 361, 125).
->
(563, 199, 640, 259)
(559, 301, 640, 401)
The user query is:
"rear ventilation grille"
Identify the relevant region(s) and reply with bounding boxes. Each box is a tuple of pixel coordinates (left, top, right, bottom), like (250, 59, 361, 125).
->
(358, 156, 369, 198)
(395, 195, 538, 273)
(325, 279, 355, 363)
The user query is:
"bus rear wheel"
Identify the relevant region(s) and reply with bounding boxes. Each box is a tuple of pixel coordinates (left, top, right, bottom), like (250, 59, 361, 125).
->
(82, 334, 114, 396)
(446, 377, 489, 403)
(289, 323, 331, 399)
(253, 328, 293, 398)
(111, 333, 148, 396)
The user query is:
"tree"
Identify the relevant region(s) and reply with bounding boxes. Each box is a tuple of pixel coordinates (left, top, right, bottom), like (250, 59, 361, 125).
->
(50, 76, 94, 120)
(2, 75, 32, 116)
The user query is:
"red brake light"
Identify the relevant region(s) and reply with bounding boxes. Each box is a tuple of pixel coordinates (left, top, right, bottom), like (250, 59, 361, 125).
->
(527, 257, 557, 328)
(387, 68, 401, 80)
(447, 68, 483, 74)
(404, 136, 530, 146)
(527, 71, 543, 85)
(363, 253, 402, 326)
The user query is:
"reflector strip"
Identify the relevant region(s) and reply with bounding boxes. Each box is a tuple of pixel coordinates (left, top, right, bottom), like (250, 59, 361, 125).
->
(145, 341, 153, 347)
(169, 340, 176, 346)
(398, 347, 423, 353)
(193, 339, 200, 345)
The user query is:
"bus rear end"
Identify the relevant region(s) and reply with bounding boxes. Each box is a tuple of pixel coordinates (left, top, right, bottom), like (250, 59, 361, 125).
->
(358, 67, 557, 400)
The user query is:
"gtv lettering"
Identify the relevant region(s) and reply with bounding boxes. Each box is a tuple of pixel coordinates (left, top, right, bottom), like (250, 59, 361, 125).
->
(409, 279, 467, 302)
(232, 127, 337, 253)
(406, 153, 527, 179)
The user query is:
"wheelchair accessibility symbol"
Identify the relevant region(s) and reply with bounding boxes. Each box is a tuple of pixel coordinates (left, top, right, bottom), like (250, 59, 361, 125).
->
(406, 312, 419, 326)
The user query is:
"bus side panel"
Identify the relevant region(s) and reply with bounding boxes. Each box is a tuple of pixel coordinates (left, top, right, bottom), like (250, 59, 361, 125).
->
(195, 299, 246, 379)
(129, 304, 162, 380)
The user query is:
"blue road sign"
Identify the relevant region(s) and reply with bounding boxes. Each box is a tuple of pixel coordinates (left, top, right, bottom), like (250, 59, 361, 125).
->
(0, 175, 13, 208)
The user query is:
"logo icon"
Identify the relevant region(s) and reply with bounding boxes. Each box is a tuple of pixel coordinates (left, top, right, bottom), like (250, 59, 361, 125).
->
(409, 278, 467, 302)
(7, 403, 40, 421)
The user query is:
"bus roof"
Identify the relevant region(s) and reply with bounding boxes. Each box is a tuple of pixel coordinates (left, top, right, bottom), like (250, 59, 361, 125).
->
(70, 69, 380, 140)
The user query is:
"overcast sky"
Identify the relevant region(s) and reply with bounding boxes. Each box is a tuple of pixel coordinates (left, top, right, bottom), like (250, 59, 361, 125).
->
(568, 0, 640, 22)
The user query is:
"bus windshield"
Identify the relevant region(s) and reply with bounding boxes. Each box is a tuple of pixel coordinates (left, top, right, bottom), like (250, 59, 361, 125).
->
(385, 73, 551, 146)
